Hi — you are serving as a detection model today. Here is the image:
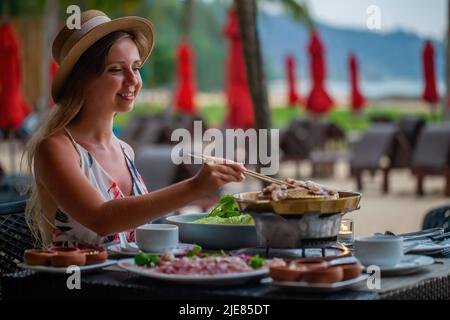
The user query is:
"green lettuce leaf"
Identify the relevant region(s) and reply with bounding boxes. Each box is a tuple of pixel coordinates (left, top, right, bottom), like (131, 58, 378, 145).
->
(192, 195, 254, 225)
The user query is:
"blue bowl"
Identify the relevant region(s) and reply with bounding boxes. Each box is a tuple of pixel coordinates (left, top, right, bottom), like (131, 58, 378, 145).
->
(165, 213, 257, 250)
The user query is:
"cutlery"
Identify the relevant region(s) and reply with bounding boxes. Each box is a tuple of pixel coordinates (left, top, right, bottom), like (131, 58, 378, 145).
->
(403, 236, 450, 254)
(118, 232, 139, 253)
(396, 227, 444, 239)
(374, 227, 444, 241)
(188, 153, 297, 187)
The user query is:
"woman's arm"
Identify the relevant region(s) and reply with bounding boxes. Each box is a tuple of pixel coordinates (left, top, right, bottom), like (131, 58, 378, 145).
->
(35, 134, 245, 236)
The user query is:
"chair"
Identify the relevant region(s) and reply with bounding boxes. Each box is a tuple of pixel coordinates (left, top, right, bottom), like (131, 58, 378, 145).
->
(350, 123, 399, 192)
(120, 115, 147, 148)
(309, 122, 348, 177)
(411, 124, 450, 196)
(370, 115, 392, 123)
(134, 115, 170, 147)
(0, 199, 35, 275)
(0, 174, 30, 203)
(134, 145, 219, 212)
(422, 206, 450, 232)
(398, 116, 425, 150)
(280, 119, 315, 178)
(135, 145, 178, 191)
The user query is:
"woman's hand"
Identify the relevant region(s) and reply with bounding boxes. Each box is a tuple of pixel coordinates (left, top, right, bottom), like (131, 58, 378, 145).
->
(191, 159, 246, 196)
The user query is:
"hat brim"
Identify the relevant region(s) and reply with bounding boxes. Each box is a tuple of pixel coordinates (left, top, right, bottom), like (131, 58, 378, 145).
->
(52, 16, 155, 101)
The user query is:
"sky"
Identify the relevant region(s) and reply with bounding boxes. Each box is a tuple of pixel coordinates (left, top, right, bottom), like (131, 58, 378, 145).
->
(262, 0, 447, 41)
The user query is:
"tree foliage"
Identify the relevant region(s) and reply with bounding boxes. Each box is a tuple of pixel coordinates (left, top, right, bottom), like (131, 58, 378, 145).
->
(2, 0, 311, 91)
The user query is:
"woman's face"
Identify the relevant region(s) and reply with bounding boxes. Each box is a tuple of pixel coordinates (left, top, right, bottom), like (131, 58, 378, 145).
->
(84, 37, 142, 113)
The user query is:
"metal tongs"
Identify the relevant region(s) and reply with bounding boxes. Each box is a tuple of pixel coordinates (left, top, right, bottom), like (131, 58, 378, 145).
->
(376, 228, 450, 254)
(188, 153, 297, 187)
(376, 227, 445, 241)
(397, 228, 448, 242)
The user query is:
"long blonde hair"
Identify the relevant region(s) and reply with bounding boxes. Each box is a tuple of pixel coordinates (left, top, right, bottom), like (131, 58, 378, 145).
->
(25, 31, 149, 246)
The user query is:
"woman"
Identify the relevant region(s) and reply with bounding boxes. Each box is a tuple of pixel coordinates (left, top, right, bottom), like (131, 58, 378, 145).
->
(25, 10, 245, 247)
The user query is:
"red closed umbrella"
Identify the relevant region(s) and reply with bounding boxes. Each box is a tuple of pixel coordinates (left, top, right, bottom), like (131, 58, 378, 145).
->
(285, 54, 300, 106)
(223, 8, 254, 129)
(306, 31, 333, 114)
(174, 41, 196, 114)
(50, 58, 58, 81)
(49, 59, 59, 107)
(422, 40, 439, 104)
(349, 53, 365, 111)
(0, 23, 29, 130)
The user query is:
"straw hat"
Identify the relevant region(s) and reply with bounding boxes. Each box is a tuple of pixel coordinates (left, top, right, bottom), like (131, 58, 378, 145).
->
(51, 10, 155, 101)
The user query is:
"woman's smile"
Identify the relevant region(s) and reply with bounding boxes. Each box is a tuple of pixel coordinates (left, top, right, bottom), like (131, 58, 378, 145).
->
(118, 91, 136, 101)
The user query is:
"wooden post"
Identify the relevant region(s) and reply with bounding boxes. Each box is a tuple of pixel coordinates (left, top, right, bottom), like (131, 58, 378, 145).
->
(355, 169, 363, 191)
(234, 0, 271, 178)
(382, 168, 390, 194)
(416, 171, 425, 196)
(38, 0, 58, 113)
(444, 0, 450, 121)
(445, 170, 450, 196)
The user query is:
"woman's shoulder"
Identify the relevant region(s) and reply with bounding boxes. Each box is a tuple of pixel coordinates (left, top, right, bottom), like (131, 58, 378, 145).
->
(36, 131, 79, 163)
(39, 130, 72, 148)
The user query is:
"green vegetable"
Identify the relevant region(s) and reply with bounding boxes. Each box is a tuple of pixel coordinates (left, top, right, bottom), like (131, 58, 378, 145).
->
(185, 245, 202, 257)
(209, 194, 241, 218)
(192, 194, 254, 225)
(193, 215, 254, 225)
(134, 253, 159, 267)
(248, 255, 265, 269)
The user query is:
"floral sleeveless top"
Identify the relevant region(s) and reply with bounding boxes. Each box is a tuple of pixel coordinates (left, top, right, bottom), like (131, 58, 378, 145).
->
(52, 128, 148, 246)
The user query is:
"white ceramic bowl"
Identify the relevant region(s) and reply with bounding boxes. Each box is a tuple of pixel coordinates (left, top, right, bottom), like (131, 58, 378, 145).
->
(135, 224, 179, 253)
(354, 235, 403, 267)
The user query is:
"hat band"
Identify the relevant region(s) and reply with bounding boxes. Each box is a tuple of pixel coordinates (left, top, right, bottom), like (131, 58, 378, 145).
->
(60, 15, 111, 61)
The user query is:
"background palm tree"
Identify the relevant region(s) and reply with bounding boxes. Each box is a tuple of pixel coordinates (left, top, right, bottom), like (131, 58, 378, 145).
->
(445, 0, 450, 120)
(181, 0, 194, 39)
(234, 0, 312, 172)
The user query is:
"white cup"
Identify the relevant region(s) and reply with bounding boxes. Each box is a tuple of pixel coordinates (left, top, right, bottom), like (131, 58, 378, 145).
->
(354, 235, 403, 267)
(135, 224, 179, 253)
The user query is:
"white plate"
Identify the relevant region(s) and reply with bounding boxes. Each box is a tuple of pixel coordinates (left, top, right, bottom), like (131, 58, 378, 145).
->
(374, 255, 434, 275)
(261, 274, 369, 293)
(107, 243, 199, 256)
(17, 260, 117, 274)
(117, 258, 269, 285)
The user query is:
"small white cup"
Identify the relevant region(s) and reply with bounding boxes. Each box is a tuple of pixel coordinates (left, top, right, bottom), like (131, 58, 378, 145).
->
(135, 224, 179, 253)
(354, 235, 403, 267)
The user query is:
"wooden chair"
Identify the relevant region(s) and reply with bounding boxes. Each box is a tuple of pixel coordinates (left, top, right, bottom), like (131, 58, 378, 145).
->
(351, 118, 425, 193)
(350, 123, 399, 192)
(135, 146, 218, 212)
(411, 124, 450, 196)
(281, 119, 340, 178)
(280, 121, 311, 178)
(135, 145, 178, 191)
(422, 205, 450, 231)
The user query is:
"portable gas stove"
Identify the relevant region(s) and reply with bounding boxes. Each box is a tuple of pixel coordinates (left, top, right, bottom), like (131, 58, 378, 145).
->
(231, 191, 361, 259)
(232, 240, 351, 259)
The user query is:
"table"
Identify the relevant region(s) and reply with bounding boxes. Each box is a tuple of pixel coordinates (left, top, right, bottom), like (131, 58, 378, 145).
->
(1, 258, 449, 300)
